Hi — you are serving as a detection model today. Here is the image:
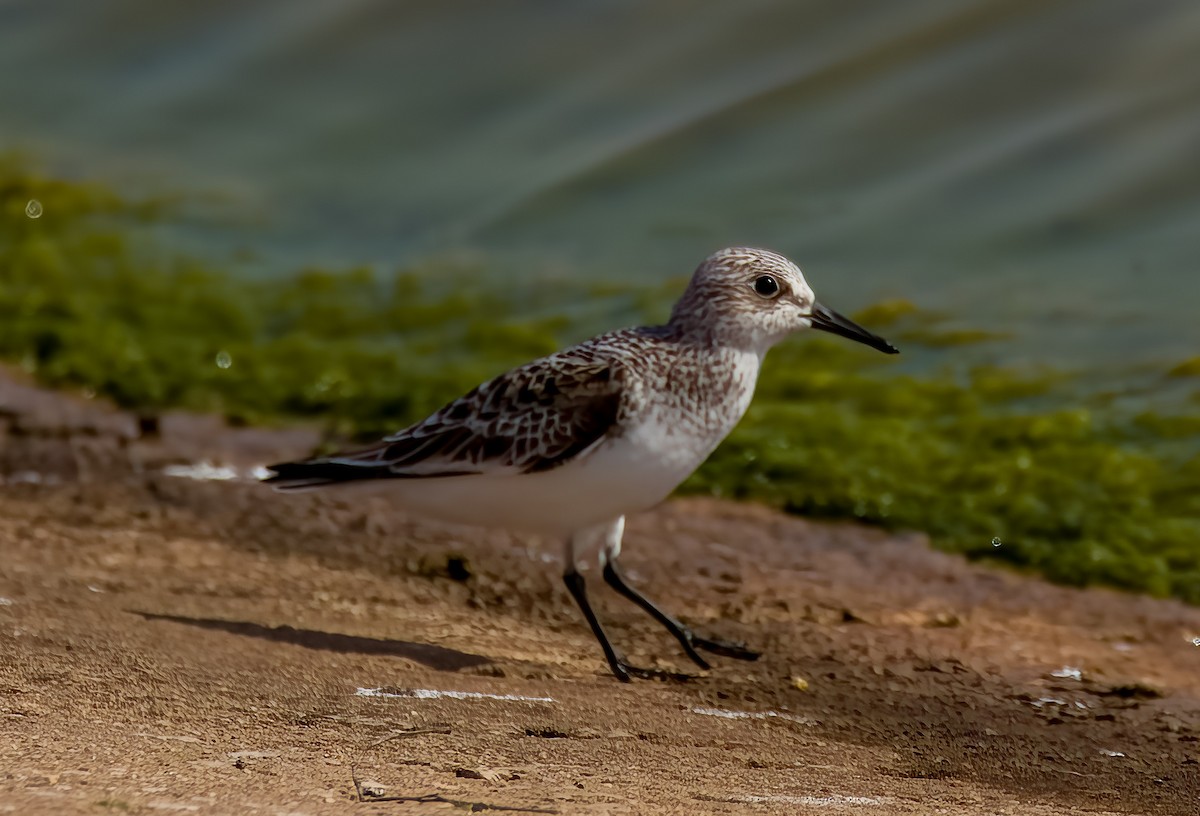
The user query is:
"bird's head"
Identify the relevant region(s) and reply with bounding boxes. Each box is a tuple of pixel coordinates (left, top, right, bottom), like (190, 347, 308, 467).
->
(669, 247, 899, 356)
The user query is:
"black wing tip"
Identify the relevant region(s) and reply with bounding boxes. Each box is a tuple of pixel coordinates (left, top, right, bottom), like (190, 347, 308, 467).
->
(262, 459, 381, 490)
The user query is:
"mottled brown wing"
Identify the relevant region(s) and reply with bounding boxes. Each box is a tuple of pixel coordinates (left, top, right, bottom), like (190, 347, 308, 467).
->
(308, 354, 625, 480)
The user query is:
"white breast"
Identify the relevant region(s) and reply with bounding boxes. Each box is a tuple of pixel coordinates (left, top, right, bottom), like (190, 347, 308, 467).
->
(569, 344, 761, 514)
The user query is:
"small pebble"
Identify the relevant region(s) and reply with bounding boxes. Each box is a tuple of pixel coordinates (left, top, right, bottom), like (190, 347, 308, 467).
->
(359, 779, 387, 797)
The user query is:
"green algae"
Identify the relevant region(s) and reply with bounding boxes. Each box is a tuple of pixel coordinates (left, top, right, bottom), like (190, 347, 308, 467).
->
(2, 160, 1199, 603)
(690, 360, 1200, 602)
(851, 300, 1011, 348)
(1169, 357, 1200, 378)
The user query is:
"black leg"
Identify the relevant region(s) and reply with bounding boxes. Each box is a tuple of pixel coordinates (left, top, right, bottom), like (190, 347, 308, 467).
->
(562, 570, 691, 683)
(602, 559, 760, 666)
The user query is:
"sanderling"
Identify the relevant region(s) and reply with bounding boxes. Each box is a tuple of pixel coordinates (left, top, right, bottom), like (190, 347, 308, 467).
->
(266, 247, 897, 681)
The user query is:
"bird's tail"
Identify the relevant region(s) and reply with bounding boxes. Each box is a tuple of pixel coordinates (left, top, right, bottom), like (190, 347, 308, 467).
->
(261, 458, 391, 491)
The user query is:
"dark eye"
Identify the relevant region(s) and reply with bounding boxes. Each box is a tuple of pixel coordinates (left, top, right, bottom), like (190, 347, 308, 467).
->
(753, 274, 780, 298)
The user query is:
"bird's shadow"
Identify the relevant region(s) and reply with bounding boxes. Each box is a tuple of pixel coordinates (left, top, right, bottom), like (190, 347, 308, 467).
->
(133, 611, 491, 672)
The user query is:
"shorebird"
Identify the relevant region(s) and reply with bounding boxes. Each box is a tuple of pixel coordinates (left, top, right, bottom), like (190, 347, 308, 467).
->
(265, 247, 898, 681)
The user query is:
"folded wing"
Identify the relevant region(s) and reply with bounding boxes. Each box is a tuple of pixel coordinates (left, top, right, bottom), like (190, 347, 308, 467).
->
(263, 354, 625, 490)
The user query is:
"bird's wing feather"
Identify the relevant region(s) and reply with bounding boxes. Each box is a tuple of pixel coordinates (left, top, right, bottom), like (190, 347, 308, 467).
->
(287, 353, 626, 482)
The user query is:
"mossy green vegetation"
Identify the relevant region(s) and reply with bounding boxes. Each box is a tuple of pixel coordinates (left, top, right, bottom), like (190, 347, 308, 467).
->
(3, 158, 1199, 602)
(1169, 357, 1200, 378)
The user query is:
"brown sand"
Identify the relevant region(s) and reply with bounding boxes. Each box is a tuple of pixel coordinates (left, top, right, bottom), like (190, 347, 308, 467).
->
(1, 369, 1198, 815)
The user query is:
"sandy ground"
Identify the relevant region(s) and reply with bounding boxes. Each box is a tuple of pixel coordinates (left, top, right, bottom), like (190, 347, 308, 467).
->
(2, 370, 1200, 815)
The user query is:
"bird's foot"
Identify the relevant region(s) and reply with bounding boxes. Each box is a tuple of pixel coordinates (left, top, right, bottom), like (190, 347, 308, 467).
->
(607, 656, 696, 683)
(686, 633, 761, 662)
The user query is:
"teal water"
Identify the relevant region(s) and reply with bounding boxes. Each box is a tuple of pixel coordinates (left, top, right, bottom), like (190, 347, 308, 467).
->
(1, 0, 1199, 376)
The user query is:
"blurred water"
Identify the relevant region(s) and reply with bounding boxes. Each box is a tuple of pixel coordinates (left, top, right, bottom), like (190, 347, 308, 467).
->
(1, 0, 1198, 373)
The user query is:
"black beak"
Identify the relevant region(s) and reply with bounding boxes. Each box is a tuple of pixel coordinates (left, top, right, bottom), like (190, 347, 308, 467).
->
(809, 301, 899, 355)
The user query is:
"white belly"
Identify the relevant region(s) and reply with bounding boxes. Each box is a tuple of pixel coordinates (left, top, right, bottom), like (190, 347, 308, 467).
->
(352, 418, 721, 537)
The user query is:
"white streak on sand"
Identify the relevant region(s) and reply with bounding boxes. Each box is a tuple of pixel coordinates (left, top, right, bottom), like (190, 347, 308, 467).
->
(162, 462, 239, 481)
(728, 793, 886, 807)
(690, 706, 814, 724)
(356, 687, 555, 703)
(162, 462, 274, 482)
